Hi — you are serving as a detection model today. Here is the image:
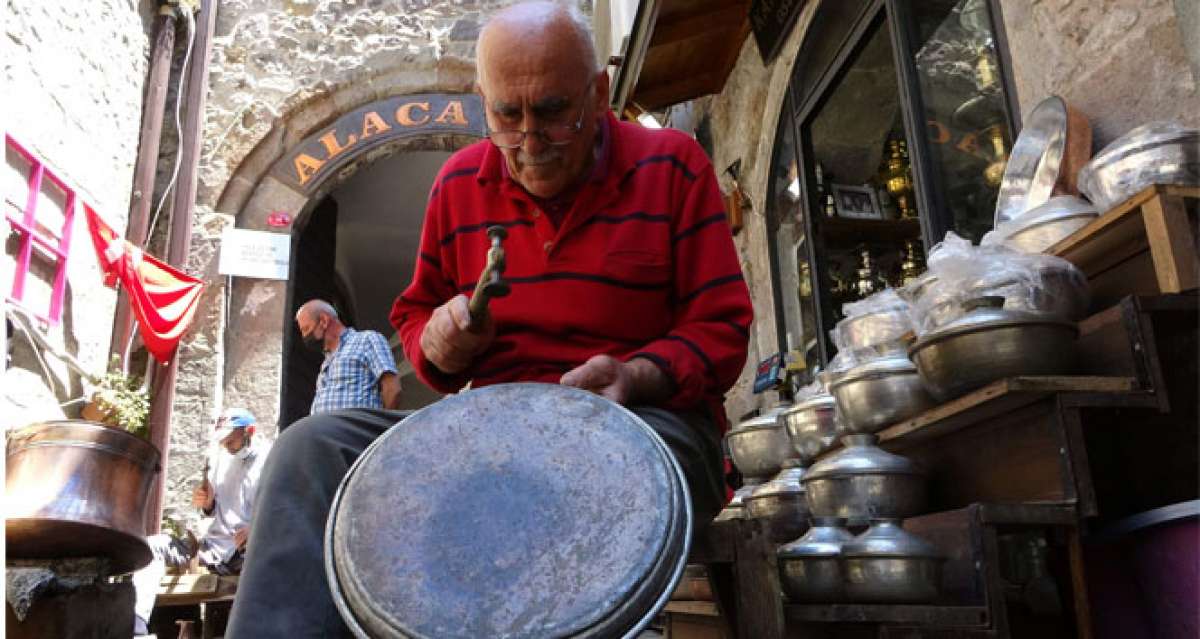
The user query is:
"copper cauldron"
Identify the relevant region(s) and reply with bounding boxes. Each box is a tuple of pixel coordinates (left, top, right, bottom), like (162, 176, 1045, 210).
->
(6, 420, 160, 574)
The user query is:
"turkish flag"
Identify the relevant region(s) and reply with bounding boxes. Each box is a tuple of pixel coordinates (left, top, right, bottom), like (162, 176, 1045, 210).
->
(84, 205, 204, 362)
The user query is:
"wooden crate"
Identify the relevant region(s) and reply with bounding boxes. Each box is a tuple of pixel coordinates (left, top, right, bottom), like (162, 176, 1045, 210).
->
(1048, 185, 1199, 309)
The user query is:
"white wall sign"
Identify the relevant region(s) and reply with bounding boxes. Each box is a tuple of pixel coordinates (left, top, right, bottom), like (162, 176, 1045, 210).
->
(219, 228, 291, 280)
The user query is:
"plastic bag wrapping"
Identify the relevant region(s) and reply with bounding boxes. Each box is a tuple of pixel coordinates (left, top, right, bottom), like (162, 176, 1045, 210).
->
(831, 288, 914, 351)
(979, 218, 1017, 248)
(794, 378, 827, 402)
(821, 338, 912, 386)
(900, 232, 1090, 335)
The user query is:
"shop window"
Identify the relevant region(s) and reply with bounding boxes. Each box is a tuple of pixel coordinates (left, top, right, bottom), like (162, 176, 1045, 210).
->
(802, 18, 920, 325)
(767, 0, 1017, 362)
(904, 0, 1017, 243)
(4, 135, 77, 326)
(765, 99, 822, 387)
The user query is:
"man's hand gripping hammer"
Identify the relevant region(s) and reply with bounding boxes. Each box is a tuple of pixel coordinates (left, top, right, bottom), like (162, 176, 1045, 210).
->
(467, 226, 511, 331)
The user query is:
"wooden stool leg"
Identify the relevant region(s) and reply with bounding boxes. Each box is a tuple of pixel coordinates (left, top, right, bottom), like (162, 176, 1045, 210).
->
(1067, 530, 1094, 639)
(1142, 193, 1199, 292)
(175, 619, 196, 639)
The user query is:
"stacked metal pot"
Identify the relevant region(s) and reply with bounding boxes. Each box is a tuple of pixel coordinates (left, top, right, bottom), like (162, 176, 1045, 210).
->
(719, 391, 841, 542)
(903, 233, 1088, 403)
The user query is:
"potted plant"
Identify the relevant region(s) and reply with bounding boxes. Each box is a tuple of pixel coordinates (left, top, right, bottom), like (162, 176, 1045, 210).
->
(81, 355, 150, 438)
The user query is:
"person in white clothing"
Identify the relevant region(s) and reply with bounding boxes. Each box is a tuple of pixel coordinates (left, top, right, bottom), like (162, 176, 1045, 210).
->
(132, 407, 272, 636)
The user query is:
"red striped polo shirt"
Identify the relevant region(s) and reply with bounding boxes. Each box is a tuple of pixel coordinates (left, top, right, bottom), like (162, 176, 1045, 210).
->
(390, 111, 753, 429)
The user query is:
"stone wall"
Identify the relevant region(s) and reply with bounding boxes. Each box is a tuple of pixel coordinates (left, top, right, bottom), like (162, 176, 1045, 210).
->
(703, 0, 1198, 422)
(199, 0, 524, 210)
(706, 4, 820, 423)
(3, 0, 153, 427)
(1000, 0, 1200, 147)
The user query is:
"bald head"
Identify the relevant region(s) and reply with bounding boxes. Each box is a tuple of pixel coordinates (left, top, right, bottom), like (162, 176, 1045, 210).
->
(476, 2, 599, 87)
(296, 299, 338, 322)
(474, 1, 609, 199)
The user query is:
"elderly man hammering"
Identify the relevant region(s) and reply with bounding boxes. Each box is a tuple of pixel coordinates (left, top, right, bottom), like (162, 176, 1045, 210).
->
(226, 2, 751, 636)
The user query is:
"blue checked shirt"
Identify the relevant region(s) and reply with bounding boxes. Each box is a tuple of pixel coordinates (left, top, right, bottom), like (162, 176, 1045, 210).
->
(311, 328, 399, 414)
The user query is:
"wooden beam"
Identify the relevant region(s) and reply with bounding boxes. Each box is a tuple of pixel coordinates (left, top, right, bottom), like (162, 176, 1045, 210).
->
(632, 71, 721, 111)
(715, 20, 750, 90)
(650, 4, 749, 46)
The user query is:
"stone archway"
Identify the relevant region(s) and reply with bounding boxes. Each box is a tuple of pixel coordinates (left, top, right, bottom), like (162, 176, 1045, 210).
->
(215, 82, 487, 433)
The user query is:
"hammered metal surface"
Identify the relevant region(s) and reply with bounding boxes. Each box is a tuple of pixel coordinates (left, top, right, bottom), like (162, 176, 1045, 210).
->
(332, 383, 678, 639)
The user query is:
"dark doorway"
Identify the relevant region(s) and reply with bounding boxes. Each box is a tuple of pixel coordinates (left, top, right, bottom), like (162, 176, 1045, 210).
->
(280, 150, 453, 428)
(280, 197, 355, 429)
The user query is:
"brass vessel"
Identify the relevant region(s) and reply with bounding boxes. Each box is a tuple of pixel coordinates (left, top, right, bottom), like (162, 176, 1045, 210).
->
(885, 140, 916, 219)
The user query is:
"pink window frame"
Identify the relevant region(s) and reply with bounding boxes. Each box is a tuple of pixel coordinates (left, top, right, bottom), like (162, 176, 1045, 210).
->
(5, 134, 78, 326)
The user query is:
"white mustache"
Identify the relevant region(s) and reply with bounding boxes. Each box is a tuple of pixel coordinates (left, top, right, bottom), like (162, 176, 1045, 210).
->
(518, 149, 562, 166)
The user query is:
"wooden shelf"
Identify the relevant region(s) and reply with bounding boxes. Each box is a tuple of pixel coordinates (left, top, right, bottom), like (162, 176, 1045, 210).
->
(665, 600, 721, 616)
(787, 603, 989, 626)
(1047, 184, 1199, 305)
(874, 376, 1150, 451)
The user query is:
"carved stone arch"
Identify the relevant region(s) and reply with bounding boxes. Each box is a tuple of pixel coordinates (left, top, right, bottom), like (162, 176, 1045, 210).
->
(218, 70, 487, 429)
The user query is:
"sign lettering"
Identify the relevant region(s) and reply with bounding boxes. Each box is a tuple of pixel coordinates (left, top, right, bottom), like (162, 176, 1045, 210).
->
(396, 101, 431, 126)
(274, 93, 486, 192)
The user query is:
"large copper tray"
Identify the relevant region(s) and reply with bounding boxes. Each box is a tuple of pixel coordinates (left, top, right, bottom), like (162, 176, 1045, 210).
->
(993, 96, 1092, 226)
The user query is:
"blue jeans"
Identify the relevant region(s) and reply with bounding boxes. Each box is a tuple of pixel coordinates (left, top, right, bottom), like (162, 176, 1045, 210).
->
(225, 406, 723, 638)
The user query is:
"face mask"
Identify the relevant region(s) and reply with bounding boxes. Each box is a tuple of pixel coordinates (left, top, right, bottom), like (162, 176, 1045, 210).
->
(302, 325, 325, 353)
(234, 444, 253, 460)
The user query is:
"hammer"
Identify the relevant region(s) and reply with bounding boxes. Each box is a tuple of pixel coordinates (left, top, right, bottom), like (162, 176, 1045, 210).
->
(467, 226, 511, 331)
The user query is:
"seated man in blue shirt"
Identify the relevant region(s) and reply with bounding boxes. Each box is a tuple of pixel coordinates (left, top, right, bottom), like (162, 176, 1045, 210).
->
(295, 299, 403, 413)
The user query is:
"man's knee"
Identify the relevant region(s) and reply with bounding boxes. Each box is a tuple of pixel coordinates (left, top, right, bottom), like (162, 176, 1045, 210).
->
(268, 413, 348, 470)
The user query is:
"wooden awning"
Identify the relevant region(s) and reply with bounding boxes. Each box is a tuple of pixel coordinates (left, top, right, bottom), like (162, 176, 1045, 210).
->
(615, 0, 751, 113)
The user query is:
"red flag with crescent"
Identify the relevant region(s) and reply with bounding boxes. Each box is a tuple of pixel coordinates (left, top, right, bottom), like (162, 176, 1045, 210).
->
(83, 205, 204, 362)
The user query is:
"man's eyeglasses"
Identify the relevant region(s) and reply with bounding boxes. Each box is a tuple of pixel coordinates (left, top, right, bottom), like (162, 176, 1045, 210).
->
(487, 82, 594, 149)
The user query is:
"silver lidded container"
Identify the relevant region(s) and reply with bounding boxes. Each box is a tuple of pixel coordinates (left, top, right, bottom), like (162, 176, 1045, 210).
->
(744, 459, 810, 544)
(713, 482, 758, 523)
(1078, 121, 1200, 212)
(801, 433, 927, 527)
(842, 519, 944, 603)
(780, 394, 841, 463)
(909, 296, 1078, 402)
(725, 406, 791, 481)
(777, 516, 855, 602)
(998, 195, 1099, 254)
(828, 353, 935, 433)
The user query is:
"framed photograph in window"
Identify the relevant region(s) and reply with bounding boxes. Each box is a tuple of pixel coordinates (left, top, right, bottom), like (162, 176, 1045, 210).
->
(830, 184, 882, 220)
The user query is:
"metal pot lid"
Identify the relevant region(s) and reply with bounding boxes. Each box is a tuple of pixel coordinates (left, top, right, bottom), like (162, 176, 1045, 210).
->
(801, 434, 923, 481)
(728, 483, 757, 506)
(732, 405, 786, 433)
(777, 517, 855, 559)
(842, 520, 943, 559)
(1085, 121, 1200, 169)
(1012, 195, 1098, 229)
(829, 354, 918, 388)
(912, 296, 1078, 348)
(746, 464, 807, 500)
(783, 394, 836, 414)
(326, 383, 687, 639)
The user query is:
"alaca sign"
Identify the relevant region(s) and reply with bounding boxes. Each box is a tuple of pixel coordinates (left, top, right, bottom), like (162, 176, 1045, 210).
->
(275, 93, 486, 192)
